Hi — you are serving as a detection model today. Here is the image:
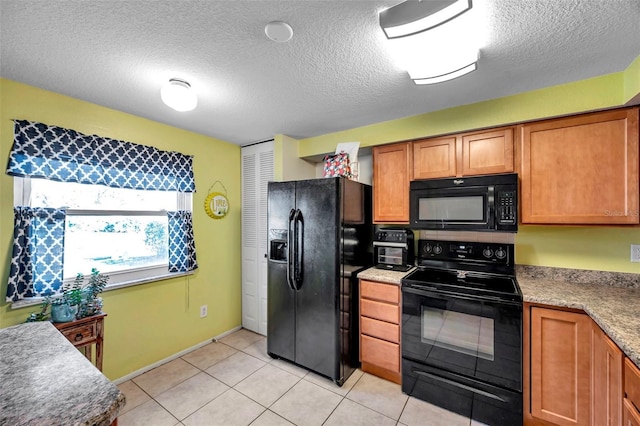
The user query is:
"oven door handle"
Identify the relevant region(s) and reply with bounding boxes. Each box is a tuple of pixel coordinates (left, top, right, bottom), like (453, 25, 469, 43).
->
(413, 369, 507, 403)
(402, 284, 521, 306)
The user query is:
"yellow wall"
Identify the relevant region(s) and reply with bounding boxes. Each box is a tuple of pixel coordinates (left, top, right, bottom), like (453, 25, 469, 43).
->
(0, 79, 242, 380)
(297, 58, 640, 274)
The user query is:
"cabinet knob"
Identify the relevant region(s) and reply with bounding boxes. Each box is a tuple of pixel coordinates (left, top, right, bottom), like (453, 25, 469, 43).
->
(74, 333, 83, 342)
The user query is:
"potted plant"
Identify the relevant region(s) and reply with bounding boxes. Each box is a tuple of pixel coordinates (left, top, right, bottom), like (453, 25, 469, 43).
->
(50, 277, 83, 323)
(76, 268, 108, 318)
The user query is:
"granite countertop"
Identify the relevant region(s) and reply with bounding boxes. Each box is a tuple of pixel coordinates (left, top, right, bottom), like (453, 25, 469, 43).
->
(357, 266, 415, 285)
(518, 274, 640, 369)
(357, 265, 640, 369)
(0, 321, 125, 426)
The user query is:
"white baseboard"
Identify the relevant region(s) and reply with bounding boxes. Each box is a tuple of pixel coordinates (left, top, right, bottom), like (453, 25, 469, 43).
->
(112, 325, 243, 385)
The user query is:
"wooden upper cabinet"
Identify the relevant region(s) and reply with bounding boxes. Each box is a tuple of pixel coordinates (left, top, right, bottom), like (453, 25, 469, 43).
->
(412, 136, 457, 179)
(529, 306, 592, 426)
(373, 142, 411, 223)
(412, 127, 514, 179)
(460, 128, 514, 176)
(519, 108, 639, 224)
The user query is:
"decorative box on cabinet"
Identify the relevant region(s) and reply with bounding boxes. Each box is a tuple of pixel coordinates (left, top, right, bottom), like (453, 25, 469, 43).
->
(519, 108, 639, 224)
(359, 279, 401, 384)
(372, 143, 411, 223)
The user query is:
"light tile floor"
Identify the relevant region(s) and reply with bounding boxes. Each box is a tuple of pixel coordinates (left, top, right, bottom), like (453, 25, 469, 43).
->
(117, 329, 474, 426)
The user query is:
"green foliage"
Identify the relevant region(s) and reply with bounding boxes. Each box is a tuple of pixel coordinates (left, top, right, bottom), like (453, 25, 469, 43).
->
(144, 221, 166, 255)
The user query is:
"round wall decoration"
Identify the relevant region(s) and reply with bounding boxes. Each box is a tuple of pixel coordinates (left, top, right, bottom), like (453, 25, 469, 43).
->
(204, 181, 229, 219)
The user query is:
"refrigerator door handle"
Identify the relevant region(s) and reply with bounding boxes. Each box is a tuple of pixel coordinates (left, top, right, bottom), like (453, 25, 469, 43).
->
(287, 209, 296, 291)
(293, 209, 304, 289)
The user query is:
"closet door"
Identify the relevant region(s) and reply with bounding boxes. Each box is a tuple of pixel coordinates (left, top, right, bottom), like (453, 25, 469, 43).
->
(241, 141, 274, 335)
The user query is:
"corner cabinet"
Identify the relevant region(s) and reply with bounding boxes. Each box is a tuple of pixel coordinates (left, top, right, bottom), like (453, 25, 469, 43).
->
(359, 279, 401, 384)
(412, 127, 514, 179)
(519, 108, 639, 224)
(525, 305, 592, 426)
(372, 143, 411, 223)
(524, 303, 626, 426)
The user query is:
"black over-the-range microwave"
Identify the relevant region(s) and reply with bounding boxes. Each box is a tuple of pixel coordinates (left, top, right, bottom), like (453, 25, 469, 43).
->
(409, 173, 518, 232)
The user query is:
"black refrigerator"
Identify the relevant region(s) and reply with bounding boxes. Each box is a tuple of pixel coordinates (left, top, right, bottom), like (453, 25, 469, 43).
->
(267, 177, 372, 385)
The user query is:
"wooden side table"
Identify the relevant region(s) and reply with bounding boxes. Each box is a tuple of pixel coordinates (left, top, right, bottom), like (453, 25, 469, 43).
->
(54, 313, 106, 371)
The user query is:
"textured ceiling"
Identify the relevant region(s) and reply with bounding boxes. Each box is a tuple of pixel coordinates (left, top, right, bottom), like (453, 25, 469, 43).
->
(1, 1, 639, 146)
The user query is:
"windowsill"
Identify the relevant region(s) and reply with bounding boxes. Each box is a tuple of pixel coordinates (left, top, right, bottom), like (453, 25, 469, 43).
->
(9, 270, 196, 310)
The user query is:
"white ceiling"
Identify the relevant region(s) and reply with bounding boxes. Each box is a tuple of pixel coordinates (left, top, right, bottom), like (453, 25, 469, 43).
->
(1, 1, 639, 146)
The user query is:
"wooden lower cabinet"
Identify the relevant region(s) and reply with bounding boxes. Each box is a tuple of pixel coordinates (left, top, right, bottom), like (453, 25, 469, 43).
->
(359, 279, 401, 384)
(625, 359, 640, 426)
(526, 305, 592, 426)
(592, 322, 624, 426)
(525, 303, 627, 426)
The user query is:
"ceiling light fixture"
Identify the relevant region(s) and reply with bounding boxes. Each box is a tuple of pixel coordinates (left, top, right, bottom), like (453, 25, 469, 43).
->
(161, 78, 197, 112)
(413, 62, 477, 85)
(379, 0, 472, 39)
(265, 21, 294, 42)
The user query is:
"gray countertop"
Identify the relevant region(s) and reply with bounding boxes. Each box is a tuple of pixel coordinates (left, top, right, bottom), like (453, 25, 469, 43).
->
(0, 321, 125, 426)
(357, 266, 640, 369)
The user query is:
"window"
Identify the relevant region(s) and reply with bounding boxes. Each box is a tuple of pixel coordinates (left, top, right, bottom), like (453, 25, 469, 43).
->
(15, 177, 192, 289)
(6, 119, 197, 305)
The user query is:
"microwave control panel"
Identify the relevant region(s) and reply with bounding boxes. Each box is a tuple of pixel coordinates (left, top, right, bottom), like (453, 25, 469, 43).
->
(497, 191, 516, 224)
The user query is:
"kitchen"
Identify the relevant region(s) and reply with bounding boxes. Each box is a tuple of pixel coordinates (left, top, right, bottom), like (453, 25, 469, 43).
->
(1, 1, 640, 425)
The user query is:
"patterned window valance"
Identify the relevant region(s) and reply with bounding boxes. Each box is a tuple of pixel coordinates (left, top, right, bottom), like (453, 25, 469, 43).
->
(6, 120, 195, 193)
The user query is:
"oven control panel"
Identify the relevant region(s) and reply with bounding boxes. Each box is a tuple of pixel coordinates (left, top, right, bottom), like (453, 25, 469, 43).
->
(418, 239, 514, 265)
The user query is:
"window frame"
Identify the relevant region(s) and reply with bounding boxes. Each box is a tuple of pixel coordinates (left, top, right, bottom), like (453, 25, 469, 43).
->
(10, 177, 194, 308)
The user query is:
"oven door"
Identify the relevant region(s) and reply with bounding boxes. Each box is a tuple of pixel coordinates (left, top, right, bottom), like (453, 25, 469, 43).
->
(401, 285, 522, 392)
(402, 357, 523, 425)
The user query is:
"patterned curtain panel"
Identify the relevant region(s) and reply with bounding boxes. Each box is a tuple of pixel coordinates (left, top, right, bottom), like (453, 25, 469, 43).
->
(7, 207, 66, 302)
(6, 120, 195, 193)
(168, 211, 198, 272)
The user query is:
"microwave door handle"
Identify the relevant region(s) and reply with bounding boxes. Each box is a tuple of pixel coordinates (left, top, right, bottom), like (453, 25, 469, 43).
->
(293, 209, 303, 289)
(287, 209, 296, 291)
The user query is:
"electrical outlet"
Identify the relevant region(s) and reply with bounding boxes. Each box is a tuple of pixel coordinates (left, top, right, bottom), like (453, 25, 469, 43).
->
(631, 245, 640, 263)
(200, 305, 208, 318)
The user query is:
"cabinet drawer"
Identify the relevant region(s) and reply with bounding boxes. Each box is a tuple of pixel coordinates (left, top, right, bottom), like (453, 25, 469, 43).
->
(626, 358, 640, 411)
(361, 299, 399, 324)
(59, 323, 96, 346)
(361, 316, 400, 343)
(360, 280, 399, 304)
(361, 334, 400, 373)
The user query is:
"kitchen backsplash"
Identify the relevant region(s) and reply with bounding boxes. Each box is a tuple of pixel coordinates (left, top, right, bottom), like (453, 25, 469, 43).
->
(417, 230, 515, 244)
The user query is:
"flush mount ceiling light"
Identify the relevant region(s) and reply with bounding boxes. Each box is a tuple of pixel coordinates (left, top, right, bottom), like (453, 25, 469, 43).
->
(265, 21, 293, 42)
(379, 0, 472, 39)
(413, 62, 477, 85)
(161, 78, 197, 112)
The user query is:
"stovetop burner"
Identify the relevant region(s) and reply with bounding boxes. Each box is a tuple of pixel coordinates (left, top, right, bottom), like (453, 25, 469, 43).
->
(402, 239, 522, 302)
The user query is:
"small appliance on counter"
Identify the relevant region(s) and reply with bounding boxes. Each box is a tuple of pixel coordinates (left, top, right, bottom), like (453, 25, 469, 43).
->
(373, 228, 414, 272)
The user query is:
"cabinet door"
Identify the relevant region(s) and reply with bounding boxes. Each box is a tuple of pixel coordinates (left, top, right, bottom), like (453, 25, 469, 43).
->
(460, 128, 514, 176)
(412, 136, 457, 179)
(373, 143, 411, 223)
(592, 322, 624, 426)
(520, 108, 639, 224)
(624, 399, 640, 426)
(530, 307, 592, 426)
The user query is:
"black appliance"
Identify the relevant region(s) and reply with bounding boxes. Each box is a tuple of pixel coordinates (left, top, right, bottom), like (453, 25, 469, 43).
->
(401, 239, 523, 425)
(267, 177, 372, 385)
(410, 173, 518, 232)
(374, 228, 414, 272)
